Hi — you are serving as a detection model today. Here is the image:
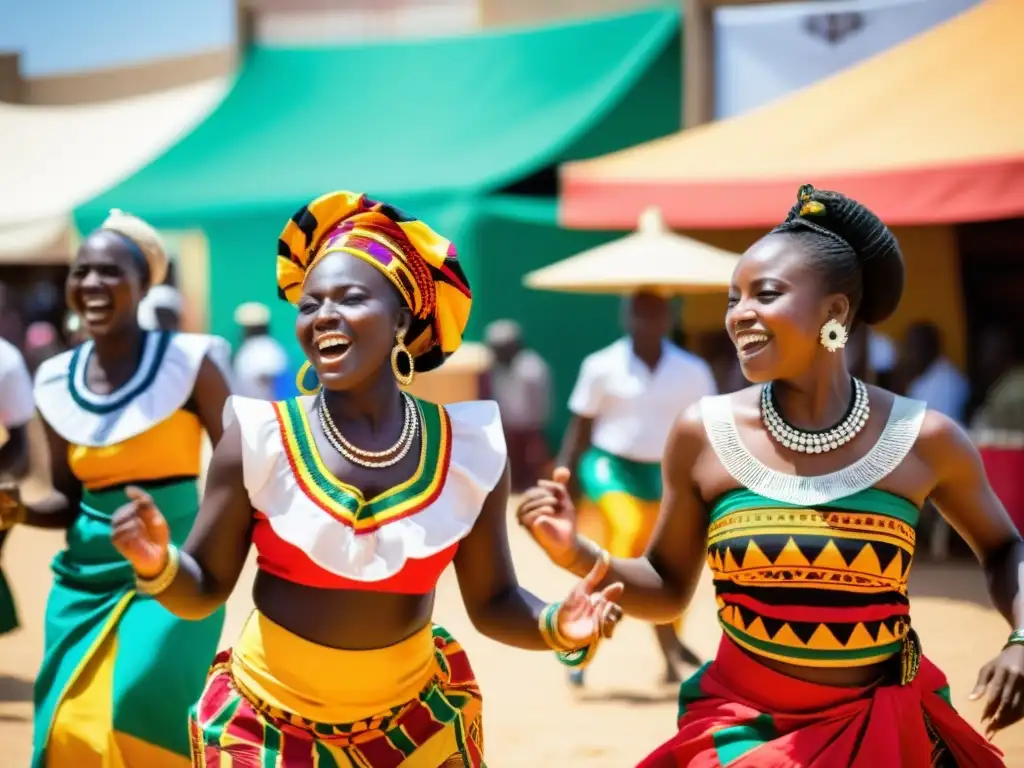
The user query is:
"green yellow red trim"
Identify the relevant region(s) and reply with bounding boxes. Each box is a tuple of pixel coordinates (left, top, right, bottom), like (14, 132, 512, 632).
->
(273, 397, 451, 533)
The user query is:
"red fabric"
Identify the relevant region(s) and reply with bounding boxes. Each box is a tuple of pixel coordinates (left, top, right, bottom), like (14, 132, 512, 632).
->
(979, 446, 1024, 534)
(637, 637, 1004, 768)
(251, 513, 459, 593)
(561, 156, 1024, 230)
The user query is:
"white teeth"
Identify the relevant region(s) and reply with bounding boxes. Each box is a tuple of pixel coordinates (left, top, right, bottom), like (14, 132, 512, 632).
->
(84, 298, 111, 309)
(737, 333, 769, 350)
(317, 336, 350, 351)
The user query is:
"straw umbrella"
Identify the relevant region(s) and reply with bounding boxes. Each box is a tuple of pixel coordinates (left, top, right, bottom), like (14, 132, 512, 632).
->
(523, 207, 740, 295)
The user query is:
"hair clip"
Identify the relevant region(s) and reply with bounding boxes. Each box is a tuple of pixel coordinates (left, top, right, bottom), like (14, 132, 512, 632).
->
(800, 200, 826, 217)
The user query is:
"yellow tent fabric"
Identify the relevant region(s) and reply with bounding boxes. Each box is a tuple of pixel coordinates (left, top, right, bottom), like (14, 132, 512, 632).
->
(561, 0, 1024, 229)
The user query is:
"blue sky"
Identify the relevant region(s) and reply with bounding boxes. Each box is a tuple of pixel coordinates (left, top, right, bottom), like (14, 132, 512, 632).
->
(0, 0, 235, 76)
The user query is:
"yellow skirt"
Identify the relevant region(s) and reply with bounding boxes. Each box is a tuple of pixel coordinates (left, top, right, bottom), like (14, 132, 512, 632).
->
(189, 612, 485, 767)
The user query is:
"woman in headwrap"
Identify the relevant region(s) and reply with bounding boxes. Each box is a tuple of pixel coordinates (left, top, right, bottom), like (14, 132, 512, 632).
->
(107, 192, 624, 766)
(0, 210, 233, 767)
(518, 186, 1022, 765)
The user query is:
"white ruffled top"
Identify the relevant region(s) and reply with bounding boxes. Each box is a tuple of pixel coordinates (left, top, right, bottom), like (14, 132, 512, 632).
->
(226, 395, 508, 583)
(34, 332, 231, 447)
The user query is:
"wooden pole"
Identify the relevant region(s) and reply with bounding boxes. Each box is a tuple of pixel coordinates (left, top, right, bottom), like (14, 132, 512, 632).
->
(683, 0, 715, 128)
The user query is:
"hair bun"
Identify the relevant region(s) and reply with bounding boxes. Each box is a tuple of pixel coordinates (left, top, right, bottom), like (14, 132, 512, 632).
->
(789, 185, 904, 325)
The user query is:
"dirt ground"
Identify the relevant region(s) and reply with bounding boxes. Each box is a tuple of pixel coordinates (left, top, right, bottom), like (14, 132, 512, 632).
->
(1, 505, 1023, 766)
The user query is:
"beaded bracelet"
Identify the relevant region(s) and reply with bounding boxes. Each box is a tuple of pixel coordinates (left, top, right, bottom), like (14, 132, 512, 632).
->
(1005, 628, 1024, 649)
(135, 545, 180, 596)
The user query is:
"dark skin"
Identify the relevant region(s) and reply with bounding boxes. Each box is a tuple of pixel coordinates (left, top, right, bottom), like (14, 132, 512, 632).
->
(111, 251, 622, 654)
(556, 290, 698, 682)
(521, 233, 1024, 739)
(0, 231, 230, 529)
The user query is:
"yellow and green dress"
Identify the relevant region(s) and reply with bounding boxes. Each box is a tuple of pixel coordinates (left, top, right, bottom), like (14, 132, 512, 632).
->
(189, 394, 507, 766)
(31, 331, 228, 768)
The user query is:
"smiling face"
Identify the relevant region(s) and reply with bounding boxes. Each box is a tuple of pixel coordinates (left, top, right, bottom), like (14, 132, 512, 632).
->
(295, 252, 411, 392)
(726, 234, 850, 383)
(66, 231, 148, 338)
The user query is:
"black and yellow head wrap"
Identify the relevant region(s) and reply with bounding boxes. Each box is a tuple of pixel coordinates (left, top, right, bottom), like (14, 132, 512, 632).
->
(277, 191, 472, 380)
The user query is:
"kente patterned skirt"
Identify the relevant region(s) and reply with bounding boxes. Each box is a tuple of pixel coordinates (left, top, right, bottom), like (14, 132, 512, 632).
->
(188, 611, 484, 767)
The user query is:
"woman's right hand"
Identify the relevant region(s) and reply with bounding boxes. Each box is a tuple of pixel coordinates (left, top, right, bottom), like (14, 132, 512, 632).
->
(516, 466, 581, 569)
(111, 486, 171, 579)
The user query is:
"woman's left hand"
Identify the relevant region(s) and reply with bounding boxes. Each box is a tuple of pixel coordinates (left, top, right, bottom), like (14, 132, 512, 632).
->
(554, 555, 625, 647)
(971, 643, 1024, 738)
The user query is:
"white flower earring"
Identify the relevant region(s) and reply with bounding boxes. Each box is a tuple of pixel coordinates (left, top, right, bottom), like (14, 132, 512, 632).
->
(819, 319, 848, 352)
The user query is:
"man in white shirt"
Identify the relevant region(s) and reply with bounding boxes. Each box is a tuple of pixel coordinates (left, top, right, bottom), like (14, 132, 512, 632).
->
(233, 302, 290, 400)
(483, 320, 553, 491)
(0, 336, 35, 635)
(557, 291, 717, 686)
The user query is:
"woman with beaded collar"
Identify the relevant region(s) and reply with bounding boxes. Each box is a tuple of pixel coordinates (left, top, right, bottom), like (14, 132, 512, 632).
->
(517, 185, 1023, 766)
(106, 192, 624, 766)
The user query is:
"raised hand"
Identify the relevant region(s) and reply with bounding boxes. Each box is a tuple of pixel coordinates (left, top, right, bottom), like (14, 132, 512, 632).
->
(555, 554, 624, 647)
(516, 466, 579, 568)
(111, 486, 171, 579)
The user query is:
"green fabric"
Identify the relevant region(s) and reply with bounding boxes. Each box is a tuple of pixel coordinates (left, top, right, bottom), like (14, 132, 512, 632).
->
(32, 479, 225, 767)
(73, 9, 682, 443)
(722, 623, 904, 663)
(677, 661, 711, 718)
(76, 8, 679, 221)
(708, 487, 921, 527)
(578, 446, 662, 502)
(713, 714, 778, 766)
(0, 564, 17, 635)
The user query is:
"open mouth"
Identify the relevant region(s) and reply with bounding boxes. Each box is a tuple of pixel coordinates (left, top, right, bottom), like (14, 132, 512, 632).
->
(316, 332, 352, 363)
(735, 332, 771, 358)
(81, 295, 113, 324)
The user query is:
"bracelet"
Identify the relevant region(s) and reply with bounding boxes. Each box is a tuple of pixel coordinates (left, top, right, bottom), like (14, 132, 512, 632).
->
(572, 535, 611, 574)
(1005, 628, 1024, 649)
(556, 642, 599, 670)
(538, 602, 576, 652)
(135, 545, 180, 596)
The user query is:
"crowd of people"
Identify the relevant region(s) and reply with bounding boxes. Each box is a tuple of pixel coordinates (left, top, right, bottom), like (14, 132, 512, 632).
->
(0, 184, 1021, 766)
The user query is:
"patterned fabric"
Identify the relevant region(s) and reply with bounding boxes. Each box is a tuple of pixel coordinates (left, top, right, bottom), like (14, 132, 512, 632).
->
(708, 488, 917, 667)
(272, 396, 451, 533)
(276, 191, 471, 375)
(637, 636, 1002, 767)
(189, 626, 485, 768)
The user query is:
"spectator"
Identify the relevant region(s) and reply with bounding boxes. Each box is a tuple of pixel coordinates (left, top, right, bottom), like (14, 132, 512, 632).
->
(233, 301, 289, 400)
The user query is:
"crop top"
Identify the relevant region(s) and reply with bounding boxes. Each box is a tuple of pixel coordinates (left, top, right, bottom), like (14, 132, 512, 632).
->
(701, 392, 928, 668)
(226, 395, 507, 594)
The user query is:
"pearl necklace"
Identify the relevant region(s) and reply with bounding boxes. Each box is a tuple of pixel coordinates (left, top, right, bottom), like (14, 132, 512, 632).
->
(317, 393, 419, 469)
(761, 378, 869, 453)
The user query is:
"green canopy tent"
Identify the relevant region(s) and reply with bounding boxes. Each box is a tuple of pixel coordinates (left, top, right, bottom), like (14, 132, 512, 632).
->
(75, 6, 682, 438)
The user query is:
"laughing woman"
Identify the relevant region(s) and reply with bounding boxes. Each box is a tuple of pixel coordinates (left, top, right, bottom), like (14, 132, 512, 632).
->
(0, 210, 232, 767)
(108, 192, 623, 767)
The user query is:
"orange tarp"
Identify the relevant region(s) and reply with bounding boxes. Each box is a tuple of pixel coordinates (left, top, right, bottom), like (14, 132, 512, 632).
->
(561, 0, 1024, 230)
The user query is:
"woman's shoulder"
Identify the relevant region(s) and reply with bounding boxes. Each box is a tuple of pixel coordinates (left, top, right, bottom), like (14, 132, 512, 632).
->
(434, 399, 507, 495)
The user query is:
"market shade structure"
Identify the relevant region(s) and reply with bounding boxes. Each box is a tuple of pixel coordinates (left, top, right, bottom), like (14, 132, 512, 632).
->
(76, 7, 680, 222)
(561, 0, 1024, 230)
(524, 207, 738, 294)
(73, 5, 682, 387)
(0, 79, 227, 261)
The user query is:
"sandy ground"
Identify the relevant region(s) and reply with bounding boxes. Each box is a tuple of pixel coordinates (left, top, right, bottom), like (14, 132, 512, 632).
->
(1, 521, 1023, 767)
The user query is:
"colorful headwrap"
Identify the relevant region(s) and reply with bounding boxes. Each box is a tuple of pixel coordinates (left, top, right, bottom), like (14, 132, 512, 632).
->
(277, 191, 471, 374)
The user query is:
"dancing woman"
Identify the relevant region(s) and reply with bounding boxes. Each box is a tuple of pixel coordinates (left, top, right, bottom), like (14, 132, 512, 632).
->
(0, 210, 232, 767)
(518, 186, 1022, 766)
(109, 192, 623, 767)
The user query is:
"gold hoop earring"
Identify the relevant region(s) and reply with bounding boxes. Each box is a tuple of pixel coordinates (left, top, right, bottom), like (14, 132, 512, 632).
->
(391, 333, 415, 387)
